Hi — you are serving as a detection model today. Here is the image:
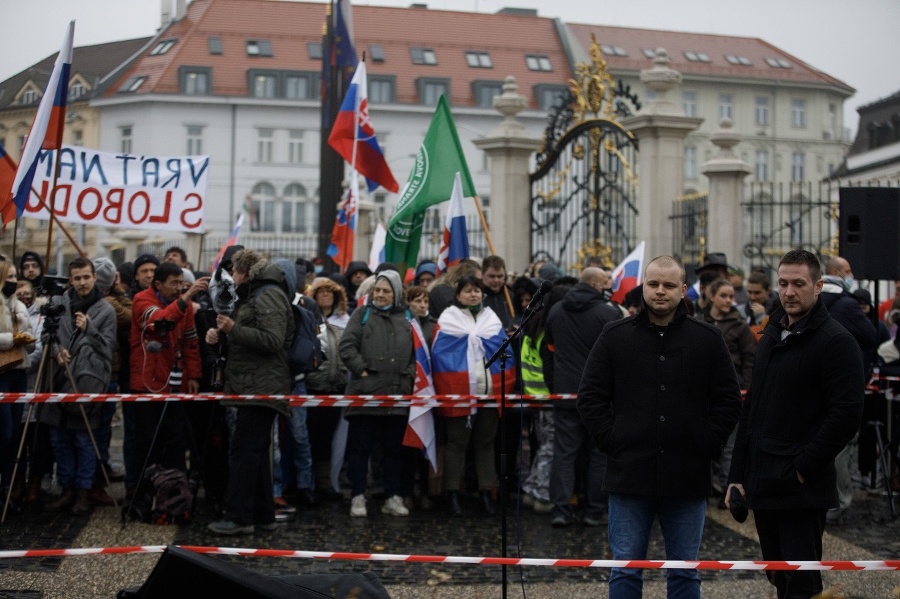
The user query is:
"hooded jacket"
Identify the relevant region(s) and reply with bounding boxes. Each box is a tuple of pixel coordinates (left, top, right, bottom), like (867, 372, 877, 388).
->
(820, 276, 876, 352)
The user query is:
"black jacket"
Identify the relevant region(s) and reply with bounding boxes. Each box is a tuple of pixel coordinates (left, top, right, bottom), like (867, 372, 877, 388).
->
(699, 307, 757, 387)
(820, 278, 876, 352)
(577, 300, 742, 497)
(483, 286, 512, 330)
(728, 300, 865, 510)
(542, 283, 621, 402)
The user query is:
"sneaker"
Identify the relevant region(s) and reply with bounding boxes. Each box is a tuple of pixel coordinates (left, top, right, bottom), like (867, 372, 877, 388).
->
(533, 499, 553, 514)
(521, 494, 535, 508)
(208, 520, 254, 535)
(350, 494, 367, 517)
(382, 494, 410, 517)
(582, 513, 606, 526)
(551, 513, 571, 527)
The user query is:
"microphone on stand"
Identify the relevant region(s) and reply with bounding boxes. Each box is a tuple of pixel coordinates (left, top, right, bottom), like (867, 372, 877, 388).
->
(523, 280, 553, 315)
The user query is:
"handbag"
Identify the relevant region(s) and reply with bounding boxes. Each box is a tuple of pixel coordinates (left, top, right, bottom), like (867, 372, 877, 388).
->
(0, 306, 27, 374)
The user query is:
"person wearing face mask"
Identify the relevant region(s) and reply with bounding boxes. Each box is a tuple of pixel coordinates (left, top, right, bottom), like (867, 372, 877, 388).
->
(432, 276, 515, 517)
(338, 270, 415, 519)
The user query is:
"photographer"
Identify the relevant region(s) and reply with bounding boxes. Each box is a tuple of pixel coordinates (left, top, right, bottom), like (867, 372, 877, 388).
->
(129, 262, 208, 484)
(39, 257, 116, 515)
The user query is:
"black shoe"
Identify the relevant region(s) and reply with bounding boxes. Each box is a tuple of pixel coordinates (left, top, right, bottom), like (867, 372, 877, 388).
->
(45, 488, 75, 512)
(480, 491, 495, 516)
(447, 491, 462, 517)
(297, 488, 317, 508)
(551, 512, 571, 527)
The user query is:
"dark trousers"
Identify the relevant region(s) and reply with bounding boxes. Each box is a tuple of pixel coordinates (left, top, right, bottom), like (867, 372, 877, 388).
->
(225, 407, 276, 525)
(551, 406, 607, 519)
(134, 402, 187, 475)
(754, 508, 827, 598)
(346, 415, 407, 498)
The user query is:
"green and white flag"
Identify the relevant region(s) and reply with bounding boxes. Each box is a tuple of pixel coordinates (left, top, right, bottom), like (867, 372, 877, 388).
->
(385, 95, 476, 272)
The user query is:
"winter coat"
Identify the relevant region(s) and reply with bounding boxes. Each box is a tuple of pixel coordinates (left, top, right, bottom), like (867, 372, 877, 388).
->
(577, 300, 742, 497)
(39, 289, 116, 429)
(222, 261, 293, 415)
(483, 286, 512, 330)
(339, 272, 414, 418)
(729, 299, 865, 510)
(699, 307, 757, 387)
(305, 321, 349, 394)
(820, 278, 876, 352)
(0, 292, 35, 372)
(129, 286, 202, 393)
(542, 283, 622, 405)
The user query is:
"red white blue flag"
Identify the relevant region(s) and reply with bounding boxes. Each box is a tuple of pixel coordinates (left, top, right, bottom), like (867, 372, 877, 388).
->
(209, 213, 244, 272)
(403, 316, 437, 470)
(8, 21, 74, 225)
(435, 172, 469, 276)
(610, 241, 645, 305)
(326, 170, 359, 271)
(328, 61, 399, 193)
(0, 144, 19, 228)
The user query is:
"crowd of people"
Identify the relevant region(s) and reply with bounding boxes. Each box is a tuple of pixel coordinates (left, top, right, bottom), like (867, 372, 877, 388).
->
(0, 245, 897, 598)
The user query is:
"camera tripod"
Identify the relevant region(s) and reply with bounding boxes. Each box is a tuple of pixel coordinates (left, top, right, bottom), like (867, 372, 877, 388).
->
(1, 309, 118, 523)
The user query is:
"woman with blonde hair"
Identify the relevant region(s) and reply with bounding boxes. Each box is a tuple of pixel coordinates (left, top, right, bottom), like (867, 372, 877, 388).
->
(308, 277, 350, 329)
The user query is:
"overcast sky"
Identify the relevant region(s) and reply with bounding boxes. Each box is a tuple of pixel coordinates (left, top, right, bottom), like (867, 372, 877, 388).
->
(2, 0, 897, 134)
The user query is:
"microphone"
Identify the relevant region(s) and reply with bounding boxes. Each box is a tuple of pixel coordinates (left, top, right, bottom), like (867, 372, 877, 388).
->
(146, 340, 162, 354)
(523, 280, 553, 314)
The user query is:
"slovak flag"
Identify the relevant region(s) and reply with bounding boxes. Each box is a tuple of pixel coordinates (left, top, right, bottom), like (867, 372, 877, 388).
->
(328, 61, 399, 193)
(327, 170, 359, 271)
(403, 317, 437, 471)
(210, 213, 244, 272)
(610, 241, 645, 305)
(0, 144, 19, 227)
(686, 280, 701, 302)
(7, 21, 74, 226)
(435, 172, 470, 276)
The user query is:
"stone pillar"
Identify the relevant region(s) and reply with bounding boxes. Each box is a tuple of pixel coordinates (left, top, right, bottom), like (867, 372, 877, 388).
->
(118, 230, 148, 262)
(621, 49, 702, 260)
(472, 76, 543, 271)
(183, 232, 204, 270)
(701, 119, 752, 272)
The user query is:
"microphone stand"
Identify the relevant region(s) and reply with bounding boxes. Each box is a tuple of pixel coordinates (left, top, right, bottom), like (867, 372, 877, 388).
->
(486, 302, 543, 599)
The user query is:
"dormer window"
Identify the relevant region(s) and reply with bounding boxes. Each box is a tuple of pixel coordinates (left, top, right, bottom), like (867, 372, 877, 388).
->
(150, 39, 176, 56)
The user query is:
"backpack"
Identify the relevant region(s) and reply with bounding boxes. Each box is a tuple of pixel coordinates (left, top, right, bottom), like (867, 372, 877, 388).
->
(124, 465, 193, 525)
(253, 284, 324, 376)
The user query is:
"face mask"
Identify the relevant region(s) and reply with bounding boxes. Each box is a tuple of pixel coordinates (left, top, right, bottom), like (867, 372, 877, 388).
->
(2, 282, 17, 298)
(314, 265, 323, 275)
(843, 276, 854, 290)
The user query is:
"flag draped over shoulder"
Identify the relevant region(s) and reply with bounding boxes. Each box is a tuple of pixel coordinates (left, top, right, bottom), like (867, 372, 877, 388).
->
(403, 316, 437, 471)
(326, 171, 359, 271)
(435, 172, 470, 276)
(0, 145, 19, 227)
(431, 306, 515, 418)
(328, 62, 397, 193)
(610, 241, 645, 305)
(210, 213, 244, 272)
(385, 96, 476, 272)
(7, 21, 74, 226)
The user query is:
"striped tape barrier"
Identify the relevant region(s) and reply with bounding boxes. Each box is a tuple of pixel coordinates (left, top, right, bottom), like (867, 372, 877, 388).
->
(0, 546, 897, 571)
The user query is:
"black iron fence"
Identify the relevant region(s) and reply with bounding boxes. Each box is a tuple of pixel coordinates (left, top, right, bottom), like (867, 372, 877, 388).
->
(670, 192, 708, 270)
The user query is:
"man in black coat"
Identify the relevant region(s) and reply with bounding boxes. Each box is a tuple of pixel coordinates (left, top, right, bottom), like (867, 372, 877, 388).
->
(543, 267, 620, 527)
(727, 250, 864, 599)
(578, 256, 741, 598)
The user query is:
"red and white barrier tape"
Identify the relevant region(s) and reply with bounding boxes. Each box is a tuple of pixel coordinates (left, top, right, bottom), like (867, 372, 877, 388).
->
(0, 392, 575, 408)
(0, 545, 897, 571)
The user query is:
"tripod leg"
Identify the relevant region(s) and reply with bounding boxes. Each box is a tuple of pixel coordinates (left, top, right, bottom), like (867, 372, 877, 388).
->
(1, 404, 33, 524)
(122, 401, 170, 527)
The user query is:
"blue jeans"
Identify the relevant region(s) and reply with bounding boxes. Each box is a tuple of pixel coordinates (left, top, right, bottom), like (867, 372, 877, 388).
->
(608, 493, 707, 599)
(49, 426, 96, 490)
(286, 406, 314, 490)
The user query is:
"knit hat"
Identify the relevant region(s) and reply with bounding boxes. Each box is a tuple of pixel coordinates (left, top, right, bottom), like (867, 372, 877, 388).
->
(133, 253, 160, 272)
(538, 262, 562, 282)
(19, 251, 44, 275)
(414, 261, 438, 284)
(181, 268, 196, 285)
(117, 262, 134, 287)
(93, 257, 116, 294)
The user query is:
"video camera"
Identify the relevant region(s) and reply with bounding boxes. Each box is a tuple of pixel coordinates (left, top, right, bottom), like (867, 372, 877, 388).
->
(37, 275, 68, 298)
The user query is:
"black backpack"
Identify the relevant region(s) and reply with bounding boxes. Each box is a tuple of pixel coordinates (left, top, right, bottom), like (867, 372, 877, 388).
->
(253, 285, 324, 376)
(124, 465, 193, 525)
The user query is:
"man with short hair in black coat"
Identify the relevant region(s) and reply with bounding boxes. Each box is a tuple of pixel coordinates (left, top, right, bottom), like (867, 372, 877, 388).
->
(727, 250, 865, 599)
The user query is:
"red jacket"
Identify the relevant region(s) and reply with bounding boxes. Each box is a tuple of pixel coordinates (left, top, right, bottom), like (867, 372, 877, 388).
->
(129, 287, 202, 392)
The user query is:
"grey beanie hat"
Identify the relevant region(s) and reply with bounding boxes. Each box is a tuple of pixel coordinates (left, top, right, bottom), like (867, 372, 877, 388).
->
(93, 257, 117, 294)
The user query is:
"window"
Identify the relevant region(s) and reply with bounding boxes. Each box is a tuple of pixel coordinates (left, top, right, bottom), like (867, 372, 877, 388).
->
(282, 183, 309, 233)
(287, 130, 303, 164)
(791, 152, 805, 181)
(368, 76, 395, 104)
(642, 48, 657, 59)
(525, 54, 552, 71)
(684, 146, 697, 179)
(21, 88, 38, 104)
(725, 54, 752, 66)
(473, 81, 502, 108)
(827, 103, 837, 139)
(684, 51, 711, 62)
(186, 126, 203, 155)
(71, 130, 83, 147)
(465, 51, 492, 68)
(181, 67, 211, 95)
(118, 76, 146, 93)
(149, 39, 176, 56)
(18, 135, 26, 154)
(252, 74, 277, 98)
(601, 45, 628, 57)
(307, 42, 323, 60)
(534, 84, 567, 112)
(369, 44, 385, 62)
(792, 99, 806, 128)
(246, 40, 273, 57)
(410, 47, 437, 65)
(120, 127, 133, 154)
(765, 57, 792, 68)
(285, 73, 316, 100)
(418, 78, 449, 106)
(257, 129, 273, 163)
(68, 82, 86, 100)
(719, 94, 733, 121)
(682, 91, 697, 117)
(755, 96, 769, 126)
(208, 37, 223, 55)
(250, 182, 276, 232)
(755, 150, 770, 181)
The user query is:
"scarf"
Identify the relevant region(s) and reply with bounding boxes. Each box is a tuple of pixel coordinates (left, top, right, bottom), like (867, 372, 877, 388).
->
(67, 286, 103, 325)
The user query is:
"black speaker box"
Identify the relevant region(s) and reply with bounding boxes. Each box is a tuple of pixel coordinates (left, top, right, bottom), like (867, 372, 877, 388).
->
(118, 545, 390, 599)
(839, 187, 900, 281)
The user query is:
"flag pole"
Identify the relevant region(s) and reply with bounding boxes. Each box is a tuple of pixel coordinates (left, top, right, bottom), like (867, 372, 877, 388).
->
(31, 186, 86, 259)
(472, 194, 515, 317)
